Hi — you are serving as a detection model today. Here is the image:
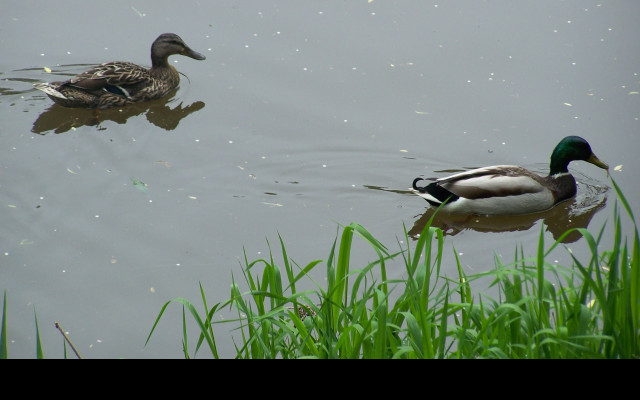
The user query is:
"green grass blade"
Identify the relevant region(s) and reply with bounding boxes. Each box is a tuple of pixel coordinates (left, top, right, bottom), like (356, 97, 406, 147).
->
(1, 291, 7, 359)
(181, 306, 190, 358)
(373, 289, 389, 359)
(610, 177, 636, 222)
(34, 306, 44, 359)
(145, 299, 174, 346)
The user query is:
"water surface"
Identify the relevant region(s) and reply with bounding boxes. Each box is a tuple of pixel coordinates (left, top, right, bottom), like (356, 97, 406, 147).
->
(1, 1, 638, 358)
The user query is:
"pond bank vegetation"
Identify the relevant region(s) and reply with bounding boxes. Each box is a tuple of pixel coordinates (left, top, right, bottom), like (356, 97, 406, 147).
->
(2, 179, 638, 358)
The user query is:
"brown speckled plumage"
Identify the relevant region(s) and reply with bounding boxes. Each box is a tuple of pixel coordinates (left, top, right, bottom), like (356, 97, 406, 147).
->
(34, 33, 205, 109)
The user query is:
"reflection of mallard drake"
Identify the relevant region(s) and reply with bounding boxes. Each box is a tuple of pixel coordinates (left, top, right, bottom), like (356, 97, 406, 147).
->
(412, 136, 609, 215)
(33, 33, 205, 109)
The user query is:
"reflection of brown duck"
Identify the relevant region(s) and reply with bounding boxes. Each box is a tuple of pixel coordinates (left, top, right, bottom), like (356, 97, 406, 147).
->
(408, 181, 609, 243)
(32, 90, 205, 134)
(33, 33, 205, 109)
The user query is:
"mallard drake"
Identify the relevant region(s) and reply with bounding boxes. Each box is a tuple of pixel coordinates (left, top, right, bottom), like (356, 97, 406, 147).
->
(412, 136, 609, 215)
(33, 33, 206, 109)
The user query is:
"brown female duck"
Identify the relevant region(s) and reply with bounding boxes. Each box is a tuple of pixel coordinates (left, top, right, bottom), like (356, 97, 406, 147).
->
(34, 33, 206, 109)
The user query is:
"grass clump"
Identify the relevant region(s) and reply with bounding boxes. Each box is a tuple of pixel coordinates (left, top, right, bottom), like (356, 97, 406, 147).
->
(147, 180, 639, 359)
(2, 180, 637, 358)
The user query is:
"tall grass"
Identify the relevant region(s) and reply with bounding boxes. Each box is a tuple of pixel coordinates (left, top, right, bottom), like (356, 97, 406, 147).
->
(2, 179, 637, 358)
(147, 179, 639, 359)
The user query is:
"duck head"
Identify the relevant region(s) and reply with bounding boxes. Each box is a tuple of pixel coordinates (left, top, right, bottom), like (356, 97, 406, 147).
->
(549, 136, 609, 176)
(151, 33, 206, 67)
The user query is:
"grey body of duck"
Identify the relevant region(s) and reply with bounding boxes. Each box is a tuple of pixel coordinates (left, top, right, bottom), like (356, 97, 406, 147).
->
(412, 136, 609, 216)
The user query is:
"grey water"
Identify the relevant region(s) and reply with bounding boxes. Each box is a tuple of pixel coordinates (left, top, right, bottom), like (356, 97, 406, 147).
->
(1, 1, 638, 358)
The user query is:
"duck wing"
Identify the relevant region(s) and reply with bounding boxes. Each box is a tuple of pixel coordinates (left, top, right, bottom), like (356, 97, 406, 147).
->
(67, 62, 153, 92)
(436, 165, 547, 199)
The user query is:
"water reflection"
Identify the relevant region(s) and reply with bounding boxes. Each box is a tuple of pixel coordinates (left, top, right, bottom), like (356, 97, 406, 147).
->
(408, 182, 609, 243)
(0, 66, 205, 133)
(31, 89, 205, 134)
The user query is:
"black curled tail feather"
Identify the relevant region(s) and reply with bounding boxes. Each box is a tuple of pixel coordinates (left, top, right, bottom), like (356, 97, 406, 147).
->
(412, 177, 427, 192)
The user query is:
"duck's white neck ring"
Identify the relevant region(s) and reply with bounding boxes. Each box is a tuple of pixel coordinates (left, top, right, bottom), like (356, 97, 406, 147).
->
(550, 172, 571, 179)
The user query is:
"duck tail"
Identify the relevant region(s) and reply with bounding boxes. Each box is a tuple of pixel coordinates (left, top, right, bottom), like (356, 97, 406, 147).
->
(412, 177, 427, 192)
(411, 177, 458, 207)
(412, 177, 438, 192)
(33, 83, 68, 100)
